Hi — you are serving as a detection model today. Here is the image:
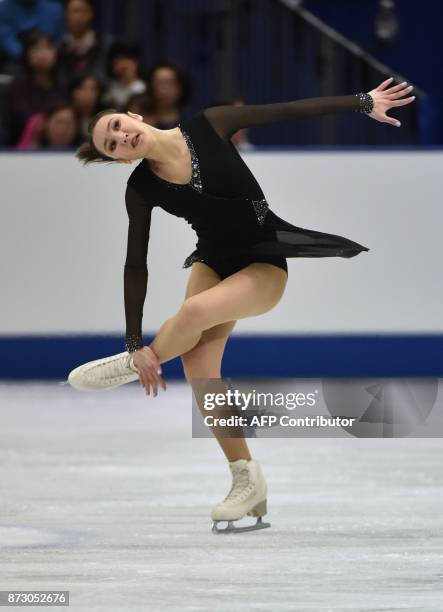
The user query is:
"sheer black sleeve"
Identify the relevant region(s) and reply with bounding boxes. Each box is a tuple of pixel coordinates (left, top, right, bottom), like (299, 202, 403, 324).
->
(123, 184, 153, 353)
(203, 93, 372, 140)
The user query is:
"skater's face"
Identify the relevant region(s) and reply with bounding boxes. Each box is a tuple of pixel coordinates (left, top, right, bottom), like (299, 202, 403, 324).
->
(92, 112, 152, 162)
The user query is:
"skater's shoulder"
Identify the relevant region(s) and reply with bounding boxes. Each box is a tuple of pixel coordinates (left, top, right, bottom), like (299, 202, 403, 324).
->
(178, 109, 206, 132)
(127, 158, 148, 184)
(126, 158, 160, 197)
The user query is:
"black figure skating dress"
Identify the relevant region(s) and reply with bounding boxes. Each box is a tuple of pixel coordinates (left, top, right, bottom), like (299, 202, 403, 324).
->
(124, 94, 370, 352)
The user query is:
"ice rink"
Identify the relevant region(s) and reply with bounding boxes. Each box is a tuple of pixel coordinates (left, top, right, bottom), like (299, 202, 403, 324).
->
(0, 381, 442, 611)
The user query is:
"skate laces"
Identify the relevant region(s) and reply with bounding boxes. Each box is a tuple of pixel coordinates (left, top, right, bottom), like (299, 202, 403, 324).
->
(223, 467, 255, 505)
(87, 354, 131, 382)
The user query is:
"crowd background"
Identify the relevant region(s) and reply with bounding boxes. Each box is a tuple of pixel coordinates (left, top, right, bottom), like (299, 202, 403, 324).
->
(0, 0, 437, 150)
(0, 0, 256, 151)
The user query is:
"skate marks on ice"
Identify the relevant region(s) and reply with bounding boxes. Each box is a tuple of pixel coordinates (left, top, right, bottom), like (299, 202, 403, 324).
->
(0, 382, 443, 611)
(0, 524, 95, 549)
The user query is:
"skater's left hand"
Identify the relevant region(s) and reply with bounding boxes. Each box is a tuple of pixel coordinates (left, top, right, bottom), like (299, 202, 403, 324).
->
(132, 346, 166, 397)
(367, 77, 415, 127)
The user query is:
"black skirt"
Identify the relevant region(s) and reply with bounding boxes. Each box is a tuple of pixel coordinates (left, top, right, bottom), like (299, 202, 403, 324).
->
(247, 209, 370, 259)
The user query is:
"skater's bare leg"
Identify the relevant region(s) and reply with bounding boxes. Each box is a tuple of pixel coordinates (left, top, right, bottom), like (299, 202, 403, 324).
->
(183, 321, 269, 532)
(149, 262, 288, 364)
(180, 263, 252, 462)
(182, 323, 252, 462)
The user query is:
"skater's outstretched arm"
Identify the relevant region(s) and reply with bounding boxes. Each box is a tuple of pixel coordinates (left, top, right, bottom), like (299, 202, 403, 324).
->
(123, 184, 152, 354)
(203, 77, 415, 140)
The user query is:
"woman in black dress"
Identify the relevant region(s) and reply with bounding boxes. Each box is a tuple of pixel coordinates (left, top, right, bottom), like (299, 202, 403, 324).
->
(70, 77, 415, 532)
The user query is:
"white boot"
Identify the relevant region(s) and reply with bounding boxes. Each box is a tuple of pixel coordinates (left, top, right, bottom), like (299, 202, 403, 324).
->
(211, 459, 270, 533)
(67, 351, 140, 391)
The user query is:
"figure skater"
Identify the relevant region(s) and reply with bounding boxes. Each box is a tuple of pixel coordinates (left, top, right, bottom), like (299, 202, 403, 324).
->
(68, 77, 415, 533)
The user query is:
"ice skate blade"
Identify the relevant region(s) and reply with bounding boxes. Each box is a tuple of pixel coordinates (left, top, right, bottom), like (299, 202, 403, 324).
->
(212, 516, 271, 534)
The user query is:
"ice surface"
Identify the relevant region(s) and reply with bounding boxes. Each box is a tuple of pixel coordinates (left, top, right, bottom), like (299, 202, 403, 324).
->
(0, 381, 442, 611)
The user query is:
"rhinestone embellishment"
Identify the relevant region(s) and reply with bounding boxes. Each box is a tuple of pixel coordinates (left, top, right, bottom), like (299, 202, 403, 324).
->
(182, 251, 208, 269)
(125, 333, 144, 353)
(179, 126, 203, 193)
(355, 92, 374, 114)
(251, 197, 269, 225)
(147, 125, 203, 193)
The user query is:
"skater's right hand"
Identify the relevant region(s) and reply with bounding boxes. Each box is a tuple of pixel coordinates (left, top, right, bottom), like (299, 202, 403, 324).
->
(132, 346, 166, 397)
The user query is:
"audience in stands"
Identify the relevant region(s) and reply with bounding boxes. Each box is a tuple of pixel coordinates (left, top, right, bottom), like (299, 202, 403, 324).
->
(0, 0, 64, 69)
(37, 102, 80, 148)
(68, 73, 103, 140)
(58, 0, 111, 85)
(127, 62, 190, 129)
(0, 12, 195, 149)
(102, 41, 146, 111)
(17, 101, 81, 149)
(3, 29, 65, 145)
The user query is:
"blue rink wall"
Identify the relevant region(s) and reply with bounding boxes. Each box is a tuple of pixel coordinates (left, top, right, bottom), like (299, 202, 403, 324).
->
(1, 333, 443, 379)
(1, 148, 442, 379)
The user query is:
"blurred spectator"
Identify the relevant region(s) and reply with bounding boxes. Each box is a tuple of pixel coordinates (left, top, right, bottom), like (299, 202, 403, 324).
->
(126, 92, 150, 119)
(15, 111, 44, 148)
(68, 73, 103, 139)
(37, 103, 80, 148)
(0, 0, 64, 66)
(3, 30, 65, 145)
(211, 97, 255, 151)
(102, 41, 146, 111)
(133, 62, 190, 129)
(58, 0, 111, 84)
(16, 102, 81, 149)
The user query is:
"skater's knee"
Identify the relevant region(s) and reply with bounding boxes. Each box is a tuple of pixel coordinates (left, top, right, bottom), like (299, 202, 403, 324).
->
(176, 296, 213, 331)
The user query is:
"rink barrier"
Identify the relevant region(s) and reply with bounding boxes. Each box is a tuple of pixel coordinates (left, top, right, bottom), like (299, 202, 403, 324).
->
(0, 334, 442, 379)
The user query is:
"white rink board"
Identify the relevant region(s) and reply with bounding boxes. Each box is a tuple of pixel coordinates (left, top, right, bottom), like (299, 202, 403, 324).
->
(1, 150, 441, 334)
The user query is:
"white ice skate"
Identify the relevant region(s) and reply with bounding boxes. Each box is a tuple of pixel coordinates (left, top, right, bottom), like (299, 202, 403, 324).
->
(67, 351, 140, 391)
(211, 458, 270, 534)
